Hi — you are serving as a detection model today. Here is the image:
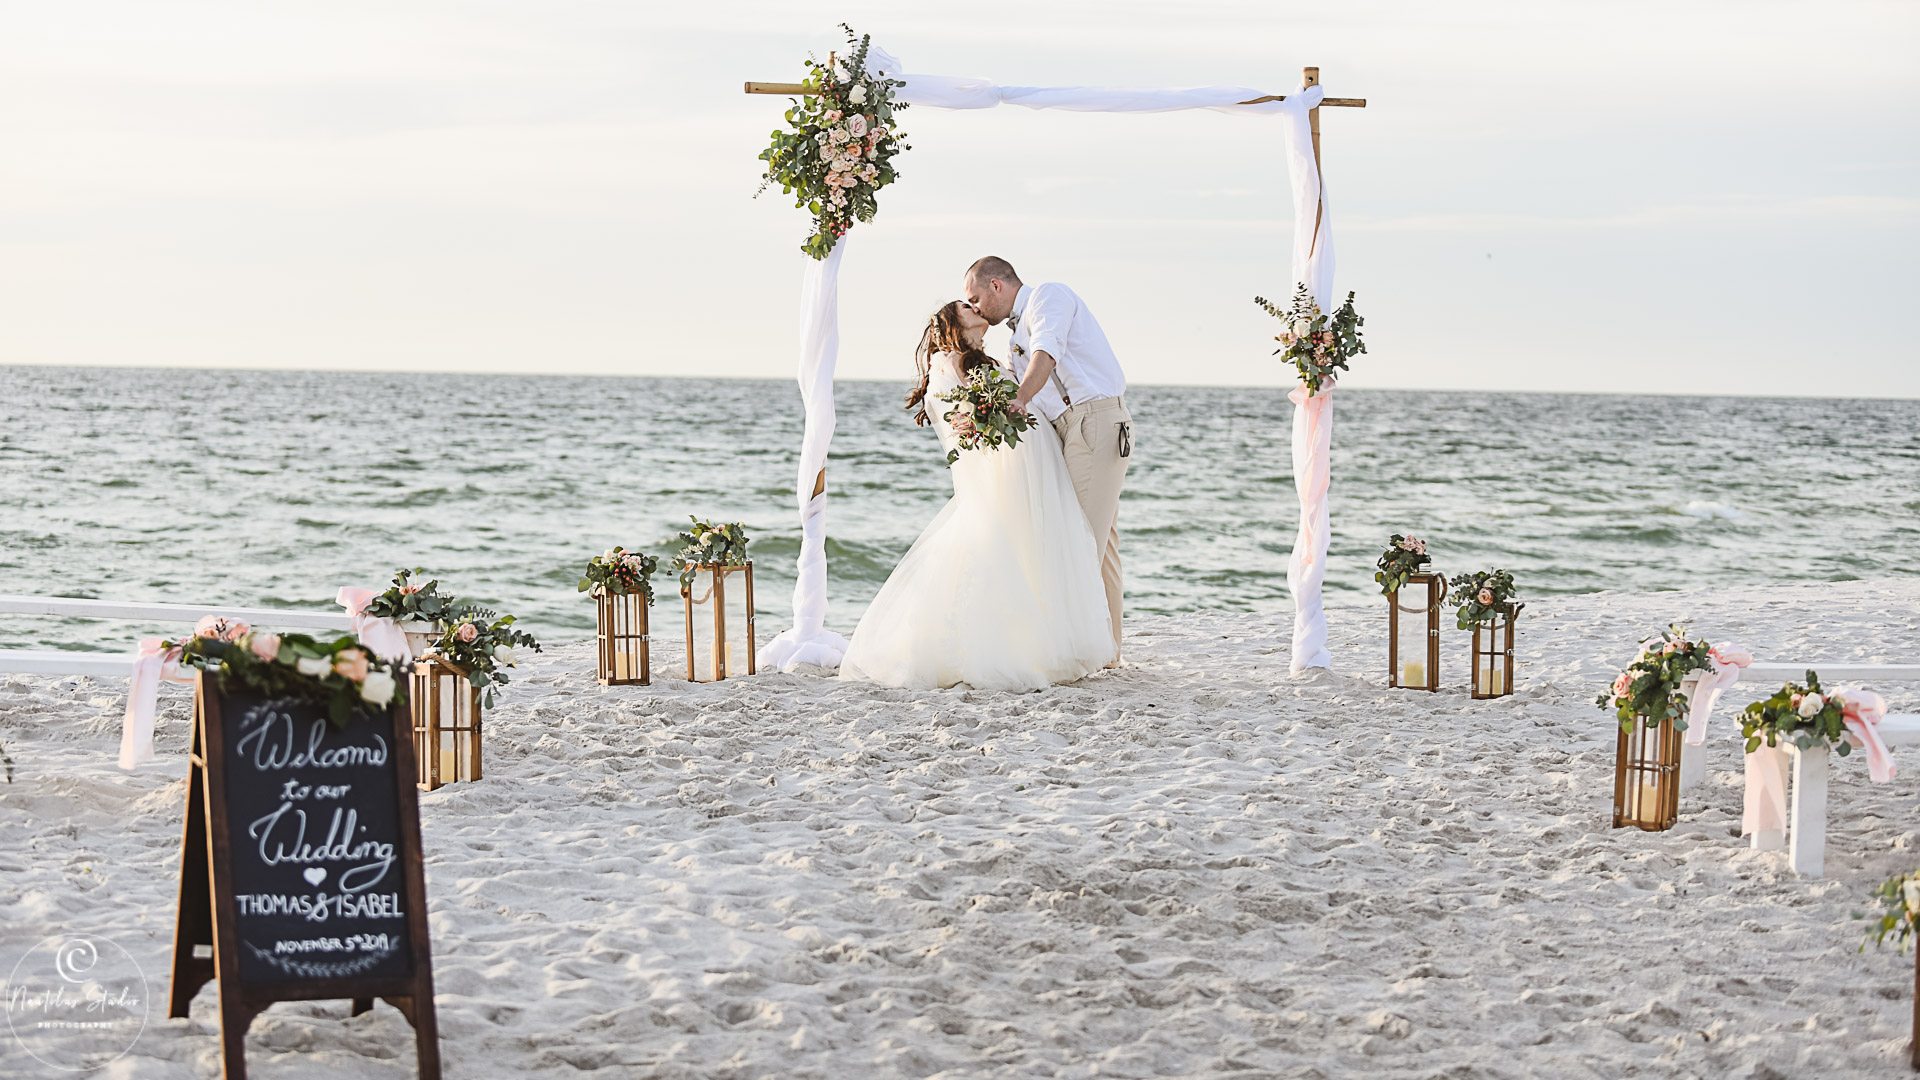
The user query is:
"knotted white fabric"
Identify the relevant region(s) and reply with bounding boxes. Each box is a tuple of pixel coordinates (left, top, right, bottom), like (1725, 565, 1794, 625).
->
(120, 638, 193, 770)
(762, 240, 853, 672)
(1684, 643, 1753, 745)
(769, 48, 1337, 671)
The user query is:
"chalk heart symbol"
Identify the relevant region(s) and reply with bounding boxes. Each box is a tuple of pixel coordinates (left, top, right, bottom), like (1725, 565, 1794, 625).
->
(303, 868, 327, 887)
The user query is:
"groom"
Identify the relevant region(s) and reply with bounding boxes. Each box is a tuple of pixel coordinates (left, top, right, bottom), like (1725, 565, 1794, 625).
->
(963, 256, 1133, 664)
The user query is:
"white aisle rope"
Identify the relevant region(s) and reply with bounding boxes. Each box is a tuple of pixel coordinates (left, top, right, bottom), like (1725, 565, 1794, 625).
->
(770, 48, 1337, 671)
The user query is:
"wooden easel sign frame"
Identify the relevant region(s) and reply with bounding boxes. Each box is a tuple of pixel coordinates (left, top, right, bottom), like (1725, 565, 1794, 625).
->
(169, 672, 441, 1080)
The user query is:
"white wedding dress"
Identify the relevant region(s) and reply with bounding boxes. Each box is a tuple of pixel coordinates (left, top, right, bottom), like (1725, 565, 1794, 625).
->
(840, 354, 1113, 690)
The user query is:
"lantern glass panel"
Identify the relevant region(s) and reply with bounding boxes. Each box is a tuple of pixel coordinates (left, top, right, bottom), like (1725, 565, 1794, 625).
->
(1470, 604, 1521, 699)
(411, 655, 481, 790)
(597, 588, 650, 686)
(684, 564, 755, 682)
(1613, 713, 1680, 831)
(1389, 573, 1440, 690)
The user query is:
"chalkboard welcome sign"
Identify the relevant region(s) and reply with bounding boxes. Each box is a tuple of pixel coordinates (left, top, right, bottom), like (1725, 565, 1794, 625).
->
(169, 673, 441, 1080)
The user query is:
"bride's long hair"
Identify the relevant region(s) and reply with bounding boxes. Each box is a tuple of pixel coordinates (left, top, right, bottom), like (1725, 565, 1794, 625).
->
(906, 301, 993, 426)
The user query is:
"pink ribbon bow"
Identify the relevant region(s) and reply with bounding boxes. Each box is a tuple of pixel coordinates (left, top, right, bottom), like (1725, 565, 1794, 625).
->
(1835, 686, 1894, 783)
(1685, 643, 1752, 746)
(337, 586, 413, 663)
(119, 637, 193, 770)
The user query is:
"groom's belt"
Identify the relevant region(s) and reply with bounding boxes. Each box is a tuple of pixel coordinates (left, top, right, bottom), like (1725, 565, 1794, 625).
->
(1055, 395, 1125, 414)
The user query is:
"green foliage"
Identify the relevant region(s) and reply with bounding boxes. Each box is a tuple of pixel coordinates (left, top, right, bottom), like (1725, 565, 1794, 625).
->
(361, 568, 454, 624)
(1374, 533, 1430, 597)
(933, 366, 1039, 467)
(755, 25, 911, 259)
(1447, 569, 1518, 630)
(1859, 868, 1920, 951)
(170, 630, 405, 730)
(1739, 671, 1854, 756)
(578, 546, 659, 605)
(1593, 625, 1716, 734)
(673, 519, 751, 595)
(430, 608, 541, 708)
(1254, 286, 1366, 396)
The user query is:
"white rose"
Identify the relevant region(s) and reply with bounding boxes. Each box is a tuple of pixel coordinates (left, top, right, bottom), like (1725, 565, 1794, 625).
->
(829, 128, 850, 145)
(1292, 319, 1312, 337)
(602, 548, 616, 561)
(848, 85, 868, 105)
(358, 670, 397, 707)
(493, 645, 516, 667)
(295, 655, 331, 678)
(1797, 693, 1825, 718)
(849, 114, 868, 137)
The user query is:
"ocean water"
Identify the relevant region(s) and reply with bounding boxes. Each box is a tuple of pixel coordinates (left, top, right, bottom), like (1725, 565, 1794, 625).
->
(2, 366, 1916, 653)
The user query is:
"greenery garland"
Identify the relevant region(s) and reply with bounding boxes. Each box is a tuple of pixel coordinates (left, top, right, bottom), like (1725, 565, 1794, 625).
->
(1594, 625, 1716, 733)
(1739, 671, 1857, 756)
(578, 546, 659, 605)
(756, 25, 910, 259)
(359, 568, 540, 707)
(673, 518, 751, 595)
(1374, 533, 1430, 597)
(1447, 569, 1518, 630)
(167, 617, 404, 730)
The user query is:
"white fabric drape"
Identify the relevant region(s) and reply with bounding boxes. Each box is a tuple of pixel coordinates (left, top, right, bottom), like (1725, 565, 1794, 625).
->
(768, 48, 1336, 672)
(763, 240, 852, 672)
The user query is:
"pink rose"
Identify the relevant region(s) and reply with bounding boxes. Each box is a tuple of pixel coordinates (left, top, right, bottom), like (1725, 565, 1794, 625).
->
(249, 633, 281, 662)
(849, 114, 868, 137)
(1612, 672, 1631, 698)
(399, 583, 421, 595)
(1477, 588, 1494, 605)
(193, 614, 224, 639)
(333, 649, 370, 682)
(456, 622, 479, 643)
(823, 109, 841, 123)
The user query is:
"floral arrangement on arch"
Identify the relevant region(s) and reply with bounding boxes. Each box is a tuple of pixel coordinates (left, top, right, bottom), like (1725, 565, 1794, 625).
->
(756, 25, 910, 260)
(1447, 569, 1518, 630)
(673, 518, 751, 595)
(167, 615, 403, 728)
(1594, 625, 1716, 733)
(1860, 868, 1920, 951)
(579, 547, 659, 605)
(934, 366, 1039, 467)
(1738, 671, 1863, 756)
(1374, 533, 1430, 596)
(1254, 286, 1366, 396)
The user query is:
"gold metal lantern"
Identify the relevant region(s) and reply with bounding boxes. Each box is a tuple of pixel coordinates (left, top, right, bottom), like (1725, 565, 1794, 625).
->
(595, 587, 650, 686)
(1387, 572, 1444, 691)
(1471, 603, 1523, 699)
(410, 654, 481, 790)
(1613, 711, 1681, 831)
(682, 562, 755, 682)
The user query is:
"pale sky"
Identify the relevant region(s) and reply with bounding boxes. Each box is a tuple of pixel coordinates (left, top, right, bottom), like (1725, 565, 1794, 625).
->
(2, 1, 1913, 395)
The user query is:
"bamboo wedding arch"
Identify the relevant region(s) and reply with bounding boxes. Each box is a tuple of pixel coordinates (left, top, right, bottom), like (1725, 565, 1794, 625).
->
(746, 51, 1366, 675)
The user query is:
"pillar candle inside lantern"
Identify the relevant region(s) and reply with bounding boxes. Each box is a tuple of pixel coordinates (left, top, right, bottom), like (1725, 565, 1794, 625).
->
(1403, 661, 1423, 685)
(613, 651, 631, 680)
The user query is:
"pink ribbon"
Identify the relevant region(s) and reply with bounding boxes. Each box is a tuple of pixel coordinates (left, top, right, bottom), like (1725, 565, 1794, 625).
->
(337, 586, 413, 663)
(1835, 686, 1894, 783)
(1684, 643, 1752, 746)
(119, 637, 193, 770)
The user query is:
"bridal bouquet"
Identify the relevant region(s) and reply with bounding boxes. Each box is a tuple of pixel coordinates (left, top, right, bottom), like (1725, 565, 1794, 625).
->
(756, 25, 910, 259)
(1447, 569, 1518, 629)
(578, 546, 658, 605)
(1374, 533, 1430, 596)
(1594, 625, 1716, 733)
(933, 366, 1038, 467)
(673, 518, 751, 594)
(166, 616, 404, 728)
(1738, 671, 1858, 756)
(1254, 285, 1366, 396)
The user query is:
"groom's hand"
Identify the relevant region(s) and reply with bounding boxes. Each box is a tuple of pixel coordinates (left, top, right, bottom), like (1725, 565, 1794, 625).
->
(1014, 349, 1056, 414)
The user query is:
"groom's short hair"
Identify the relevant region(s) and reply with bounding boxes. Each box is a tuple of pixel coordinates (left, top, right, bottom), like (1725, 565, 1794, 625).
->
(966, 256, 1021, 288)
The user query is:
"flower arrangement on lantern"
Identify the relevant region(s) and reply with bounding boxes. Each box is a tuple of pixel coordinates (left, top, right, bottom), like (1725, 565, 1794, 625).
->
(1253, 285, 1366, 396)
(1447, 569, 1518, 630)
(431, 608, 540, 708)
(1594, 625, 1716, 733)
(673, 518, 751, 594)
(1738, 671, 1861, 756)
(578, 546, 658, 605)
(933, 366, 1039, 467)
(1861, 868, 1920, 951)
(166, 615, 404, 728)
(1374, 533, 1430, 596)
(360, 567, 455, 624)
(756, 25, 910, 260)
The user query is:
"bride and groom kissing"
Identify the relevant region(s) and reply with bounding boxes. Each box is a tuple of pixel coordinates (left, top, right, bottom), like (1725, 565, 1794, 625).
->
(840, 256, 1135, 691)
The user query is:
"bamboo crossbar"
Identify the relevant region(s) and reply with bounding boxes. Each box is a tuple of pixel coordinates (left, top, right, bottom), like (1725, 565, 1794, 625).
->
(743, 81, 1365, 107)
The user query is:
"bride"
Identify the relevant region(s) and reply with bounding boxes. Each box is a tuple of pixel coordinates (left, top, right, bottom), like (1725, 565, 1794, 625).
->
(840, 301, 1113, 691)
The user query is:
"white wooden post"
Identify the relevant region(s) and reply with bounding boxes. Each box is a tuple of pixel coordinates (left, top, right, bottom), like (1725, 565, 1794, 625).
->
(1750, 746, 1790, 852)
(1788, 743, 1830, 877)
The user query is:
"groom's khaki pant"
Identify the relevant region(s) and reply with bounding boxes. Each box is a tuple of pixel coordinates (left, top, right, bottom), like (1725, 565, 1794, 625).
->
(1052, 396, 1132, 661)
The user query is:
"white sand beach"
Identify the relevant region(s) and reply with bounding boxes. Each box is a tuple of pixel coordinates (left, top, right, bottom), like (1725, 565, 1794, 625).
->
(4, 579, 1920, 1078)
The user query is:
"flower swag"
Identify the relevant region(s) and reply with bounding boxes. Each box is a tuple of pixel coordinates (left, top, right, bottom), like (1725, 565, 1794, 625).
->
(579, 546, 659, 605)
(756, 25, 910, 259)
(1595, 625, 1716, 733)
(1739, 670, 1863, 757)
(168, 615, 403, 729)
(361, 568, 541, 706)
(1374, 533, 1430, 597)
(1447, 569, 1518, 630)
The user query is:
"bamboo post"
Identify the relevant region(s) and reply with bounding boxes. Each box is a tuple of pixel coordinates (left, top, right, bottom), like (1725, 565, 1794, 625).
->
(1303, 66, 1324, 258)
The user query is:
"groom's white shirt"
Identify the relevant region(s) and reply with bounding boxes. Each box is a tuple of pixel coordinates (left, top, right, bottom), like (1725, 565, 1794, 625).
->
(1007, 283, 1126, 423)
